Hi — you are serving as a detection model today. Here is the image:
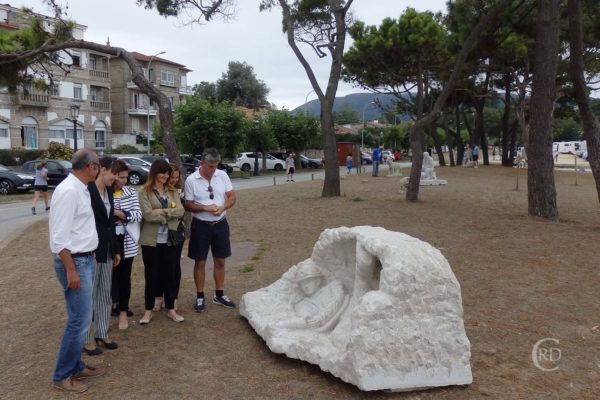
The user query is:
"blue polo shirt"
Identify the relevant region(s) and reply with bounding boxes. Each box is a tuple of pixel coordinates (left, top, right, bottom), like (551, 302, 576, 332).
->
(372, 149, 382, 162)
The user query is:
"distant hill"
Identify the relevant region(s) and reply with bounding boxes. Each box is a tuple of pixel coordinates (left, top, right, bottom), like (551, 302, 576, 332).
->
(292, 92, 410, 122)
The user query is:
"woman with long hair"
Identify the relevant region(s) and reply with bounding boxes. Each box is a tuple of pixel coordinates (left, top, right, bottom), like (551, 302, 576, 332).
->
(152, 163, 185, 312)
(138, 159, 185, 324)
(84, 156, 120, 356)
(31, 161, 49, 214)
(110, 159, 142, 330)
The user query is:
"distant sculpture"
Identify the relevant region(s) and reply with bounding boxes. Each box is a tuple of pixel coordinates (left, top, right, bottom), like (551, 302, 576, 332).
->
(240, 227, 472, 392)
(421, 151, 436, 180)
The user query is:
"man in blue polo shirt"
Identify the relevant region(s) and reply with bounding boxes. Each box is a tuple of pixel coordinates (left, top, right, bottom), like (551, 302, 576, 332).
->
(371, 146, 383, 177)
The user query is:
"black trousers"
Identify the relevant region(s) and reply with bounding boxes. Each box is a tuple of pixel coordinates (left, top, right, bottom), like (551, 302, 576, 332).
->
(111, 235, 134, 312)
(155, 243, 183, 300)
(141, 244, 179, 310)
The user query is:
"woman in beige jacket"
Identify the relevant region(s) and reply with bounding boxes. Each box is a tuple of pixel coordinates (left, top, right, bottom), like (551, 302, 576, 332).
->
(138, 159, 185, 324)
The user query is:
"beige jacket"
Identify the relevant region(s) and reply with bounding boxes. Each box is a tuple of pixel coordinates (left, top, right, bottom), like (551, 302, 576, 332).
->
(138, 188, 185, 247)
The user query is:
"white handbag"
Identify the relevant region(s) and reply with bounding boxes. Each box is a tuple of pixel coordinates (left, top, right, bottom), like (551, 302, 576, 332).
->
(125, 221, 141, 243)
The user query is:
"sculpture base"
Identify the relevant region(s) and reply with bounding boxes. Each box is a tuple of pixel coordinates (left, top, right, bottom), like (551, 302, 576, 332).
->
(420, 179, 447, 186)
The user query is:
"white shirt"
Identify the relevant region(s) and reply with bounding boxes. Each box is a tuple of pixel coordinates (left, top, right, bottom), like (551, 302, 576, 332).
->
(184, 169, 233, 222)
(49, 173, 99, 254)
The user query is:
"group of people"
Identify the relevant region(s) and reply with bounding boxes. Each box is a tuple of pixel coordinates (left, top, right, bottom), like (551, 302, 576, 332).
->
(48, 148, 236, 393)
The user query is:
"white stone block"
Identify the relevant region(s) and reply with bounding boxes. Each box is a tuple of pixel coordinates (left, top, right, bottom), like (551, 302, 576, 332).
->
(240, 226, 472, 392)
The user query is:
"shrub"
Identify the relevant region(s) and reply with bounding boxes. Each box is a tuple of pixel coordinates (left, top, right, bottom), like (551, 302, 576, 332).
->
(0, 149, 45, 166)
(112, 144, 141, 154)
(41, 142, 73, 160)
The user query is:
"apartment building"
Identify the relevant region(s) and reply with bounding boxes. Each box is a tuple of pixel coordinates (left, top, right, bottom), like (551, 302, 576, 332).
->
(0, 4, 112, 151)
(110, 52, 193, 148)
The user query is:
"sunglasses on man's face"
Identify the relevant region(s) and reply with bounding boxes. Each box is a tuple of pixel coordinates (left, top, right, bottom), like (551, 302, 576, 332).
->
(207, 185, 214, 200)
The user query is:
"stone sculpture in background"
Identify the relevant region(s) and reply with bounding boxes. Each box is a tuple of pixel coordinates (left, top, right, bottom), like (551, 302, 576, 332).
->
(421, 151, 437, 180)
(240, 226, 472, 392)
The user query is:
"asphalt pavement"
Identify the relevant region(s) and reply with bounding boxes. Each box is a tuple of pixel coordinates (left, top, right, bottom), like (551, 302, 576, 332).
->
(0, 164, 404, 250)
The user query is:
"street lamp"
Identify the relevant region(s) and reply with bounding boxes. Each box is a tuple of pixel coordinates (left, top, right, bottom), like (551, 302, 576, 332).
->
(361, 101, 376, 149)
(253, 119, 261, 176)
(69, 103, 80, 151)
(147, 50, 165, 154)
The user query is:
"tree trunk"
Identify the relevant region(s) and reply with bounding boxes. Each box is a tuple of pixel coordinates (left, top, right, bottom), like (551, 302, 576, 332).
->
(568, 0, 600, 202)
(455, 104, 464, 166)
(474, 100, 489, 165)
(443, 113, 455, 166)
(321, 98, 340, 196)
(527, 0, 560, 220)
(429, 126, 446, 166)
(501, 73, 513, 166)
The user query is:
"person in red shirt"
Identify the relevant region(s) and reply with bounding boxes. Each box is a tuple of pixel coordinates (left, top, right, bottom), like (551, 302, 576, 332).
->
(394, 150, 401, 161)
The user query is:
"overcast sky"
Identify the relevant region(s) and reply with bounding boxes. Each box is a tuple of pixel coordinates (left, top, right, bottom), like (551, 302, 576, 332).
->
(12, 0, 448, 109)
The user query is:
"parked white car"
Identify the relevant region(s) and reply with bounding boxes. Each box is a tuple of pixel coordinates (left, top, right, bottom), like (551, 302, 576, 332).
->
(235, 152, 285, 172)
(381, 150, 395, 161)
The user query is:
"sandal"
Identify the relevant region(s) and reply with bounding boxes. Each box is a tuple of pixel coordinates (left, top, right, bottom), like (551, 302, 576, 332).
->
(139, 312, 153, 325)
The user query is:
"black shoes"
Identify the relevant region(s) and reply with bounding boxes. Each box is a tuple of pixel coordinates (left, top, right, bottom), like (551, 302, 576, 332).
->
(82, 346, 102, 356)
(95, 338, 118, 350)
(213, 295, 236, 308)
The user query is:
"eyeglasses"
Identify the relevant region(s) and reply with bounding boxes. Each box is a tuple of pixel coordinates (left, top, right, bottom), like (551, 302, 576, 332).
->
(207, 185, 214, 200)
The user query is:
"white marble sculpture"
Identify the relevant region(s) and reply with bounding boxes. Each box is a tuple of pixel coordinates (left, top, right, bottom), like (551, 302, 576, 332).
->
(240, 226, 472, 392)
(386, 158, 402, 177)
(420, 152, 447, 185)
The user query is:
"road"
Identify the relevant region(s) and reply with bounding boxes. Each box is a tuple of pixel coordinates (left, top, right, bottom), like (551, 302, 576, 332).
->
(0, 164, 405, 250)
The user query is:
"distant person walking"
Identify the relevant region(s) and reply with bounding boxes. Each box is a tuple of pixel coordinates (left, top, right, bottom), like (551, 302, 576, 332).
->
(184, 148, 237, 312)
(372, 146, 383, 177)
(346, 153, 353, 174)
(285, 153, 295, 182)
(31, 161, 49, 214)
(49, 149, 104, 393)
(472, 144, 480, 168)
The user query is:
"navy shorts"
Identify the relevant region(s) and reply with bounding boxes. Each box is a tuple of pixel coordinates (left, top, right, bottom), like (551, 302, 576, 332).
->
(188, 218, 231, 260)
(34, 185, 48, 192)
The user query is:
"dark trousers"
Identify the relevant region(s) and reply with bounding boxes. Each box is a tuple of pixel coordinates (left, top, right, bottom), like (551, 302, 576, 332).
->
(155, 243, 183, 300)
(141, 244, 179, 310)
(111, 255, 134, 312)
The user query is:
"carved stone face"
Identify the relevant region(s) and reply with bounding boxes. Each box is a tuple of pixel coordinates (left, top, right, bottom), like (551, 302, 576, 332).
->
(299, 276, 321, 295)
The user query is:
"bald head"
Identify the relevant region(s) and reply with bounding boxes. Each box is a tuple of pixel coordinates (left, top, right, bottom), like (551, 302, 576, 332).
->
(71, 149, 98, 171)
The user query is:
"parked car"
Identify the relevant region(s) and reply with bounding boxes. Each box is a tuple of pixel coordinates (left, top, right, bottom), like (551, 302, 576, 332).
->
(116, 157, 150, 185)
(141, 154, 169, 164)
(360, 152, 372, 165)
(182, 155, 233, 176)
(0, 164, 35, 194)
(381, 150, 395, 161)
(21, 159, 71, 186)
(235, 152, 285, 172)
(268, 152, 289, 161)
(299, 154, 323, 169)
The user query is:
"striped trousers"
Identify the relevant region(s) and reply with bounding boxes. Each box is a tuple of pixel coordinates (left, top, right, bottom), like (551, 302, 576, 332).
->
(87, 258, 113, 342)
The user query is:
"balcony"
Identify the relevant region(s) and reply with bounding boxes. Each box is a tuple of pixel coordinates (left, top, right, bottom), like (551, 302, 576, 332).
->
(18, 92, 50, 107)
(179, 86, 193, 95)
(91, 100, 110, 110)
(128, 106, 156, 116)
(89, 69, 110, 80)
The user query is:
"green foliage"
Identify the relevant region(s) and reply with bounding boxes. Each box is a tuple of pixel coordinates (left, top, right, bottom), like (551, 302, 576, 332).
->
(333, 103, 359, 124)
(216, 61, 270, 109)
(553, 118, 582, 142)
(112, 144, 141, 154)
(344, 9, 448, 90)
(193, 81, 218, 103)
(262, 110, 320, 152)
(41, 142, 73, 160)
(174, 96, 245, 158)
(0, 149, 44, 166)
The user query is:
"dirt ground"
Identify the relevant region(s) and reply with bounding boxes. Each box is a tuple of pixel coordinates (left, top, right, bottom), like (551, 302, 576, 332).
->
(0, 165, 598, 399)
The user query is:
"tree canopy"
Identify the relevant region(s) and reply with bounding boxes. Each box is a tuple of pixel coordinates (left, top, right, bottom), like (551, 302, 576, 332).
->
(216, 61, 270, 109)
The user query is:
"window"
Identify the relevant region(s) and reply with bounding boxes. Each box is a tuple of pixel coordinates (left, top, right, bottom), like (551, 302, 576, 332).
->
(89, 57, 97, 70)
(71, 51, 81, 67)
(0, 128, 8, 138)
(132, 119, 140, 132)
(160, 69, 175, 86)
(73, 83, 82, 100)
(66, 128, 83, 140)
(48, 83, 59, 97)
(90, 86, 97, 101)
(168, 96, 174, 108)
(95, 130, 105, 148)
(49, 130, 64, 139)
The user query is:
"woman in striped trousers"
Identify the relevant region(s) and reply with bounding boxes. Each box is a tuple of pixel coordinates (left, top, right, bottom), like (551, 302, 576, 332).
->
(84, 157, 121, 356)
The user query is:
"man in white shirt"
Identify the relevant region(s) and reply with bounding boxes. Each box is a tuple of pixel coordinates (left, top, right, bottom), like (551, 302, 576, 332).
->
(49, 149, 105, 393)
(184, 148, 236, 312)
